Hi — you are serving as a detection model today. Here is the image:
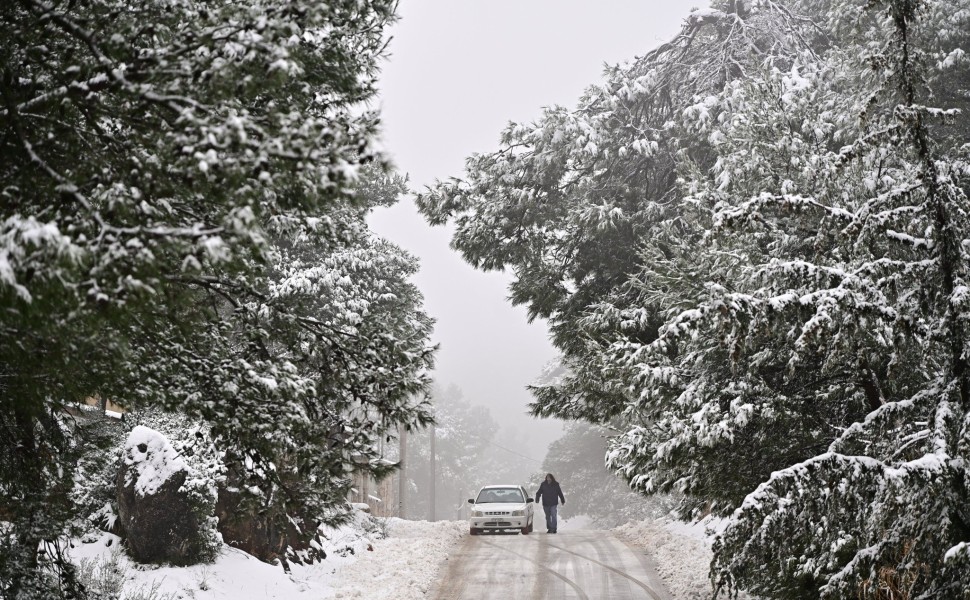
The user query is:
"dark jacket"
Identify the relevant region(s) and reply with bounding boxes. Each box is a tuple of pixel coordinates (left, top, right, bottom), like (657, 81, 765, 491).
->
(535, 480, 565, 507)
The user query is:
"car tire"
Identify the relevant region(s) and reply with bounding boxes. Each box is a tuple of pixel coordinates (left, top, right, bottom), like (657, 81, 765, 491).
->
(469, 527, 480, 536)
(528, 520, 534, 533)
(521, 524, 529, 535)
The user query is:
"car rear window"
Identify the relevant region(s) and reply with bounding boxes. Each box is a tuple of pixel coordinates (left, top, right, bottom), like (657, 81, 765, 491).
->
(476, 487, 525, 503)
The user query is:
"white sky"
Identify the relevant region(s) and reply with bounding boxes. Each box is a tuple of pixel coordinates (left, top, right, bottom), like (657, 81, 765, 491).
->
(369, 1, 697, 464)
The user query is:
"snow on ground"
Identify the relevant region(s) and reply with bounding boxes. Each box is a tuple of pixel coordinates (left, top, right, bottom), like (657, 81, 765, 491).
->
(67, 515, 464, 600)
(322, 519, 465, 599)
(71, 532, 320, 599)
(614, 517, 746, 600)
(558, 514, 595, 529)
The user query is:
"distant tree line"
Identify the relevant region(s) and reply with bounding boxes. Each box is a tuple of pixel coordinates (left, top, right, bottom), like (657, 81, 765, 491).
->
(402, 384, 534, 521)
(540, 421, 674, 528)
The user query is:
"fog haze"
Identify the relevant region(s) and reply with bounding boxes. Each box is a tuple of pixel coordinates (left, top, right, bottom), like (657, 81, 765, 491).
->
(370, 1, 696, 467)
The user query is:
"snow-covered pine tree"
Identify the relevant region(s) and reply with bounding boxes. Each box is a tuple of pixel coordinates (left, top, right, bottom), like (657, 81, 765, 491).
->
(420, 0, 970, 597)
(417, 0, 823, 511)
(541, 420, 671, 527)
(704, 1, 970, 597)
(421, 2, 777, 424)
(197, 166, 435, 565)
(0, 1, 434, 597)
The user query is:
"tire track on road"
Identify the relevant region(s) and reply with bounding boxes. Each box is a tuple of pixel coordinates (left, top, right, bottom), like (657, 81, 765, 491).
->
(529, 533, 549, 599)
(480, 538, 589, 599)
(526, 535, 664, 599)
(429, 537, 470, 600)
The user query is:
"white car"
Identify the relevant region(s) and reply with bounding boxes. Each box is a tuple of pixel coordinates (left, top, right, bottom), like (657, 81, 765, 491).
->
(467, 484, 535, 535)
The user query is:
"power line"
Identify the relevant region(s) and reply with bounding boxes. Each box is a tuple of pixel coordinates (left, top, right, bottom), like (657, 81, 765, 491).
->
(484, 439, 544, 465)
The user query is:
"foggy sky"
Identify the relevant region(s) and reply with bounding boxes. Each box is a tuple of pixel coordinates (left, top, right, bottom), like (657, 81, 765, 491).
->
(369, 1, 697, 465)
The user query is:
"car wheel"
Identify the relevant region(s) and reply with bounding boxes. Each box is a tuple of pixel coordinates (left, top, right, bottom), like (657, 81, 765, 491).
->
(521, 523, 529, 535)
(528, 520, 534, 533)
(469, 527, 480, 536)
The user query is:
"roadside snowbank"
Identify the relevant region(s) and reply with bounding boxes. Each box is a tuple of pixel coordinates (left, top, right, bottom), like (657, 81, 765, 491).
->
(323, 519, 465, 599)
(614, 518, 730, 600)
(68, 515, 464, 600)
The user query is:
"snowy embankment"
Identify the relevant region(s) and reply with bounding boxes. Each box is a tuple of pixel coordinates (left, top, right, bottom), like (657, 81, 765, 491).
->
(325, 519, 465, 599)
(68, 516, 464, 600)
(614, 518, 749, 600)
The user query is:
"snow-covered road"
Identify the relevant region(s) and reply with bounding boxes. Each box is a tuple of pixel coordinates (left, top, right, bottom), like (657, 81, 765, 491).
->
(429, 529, 673, 600)
(68, 516, 714, 599)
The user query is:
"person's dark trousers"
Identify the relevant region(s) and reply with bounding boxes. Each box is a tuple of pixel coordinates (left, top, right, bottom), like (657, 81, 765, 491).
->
(544, 504, 558, 532)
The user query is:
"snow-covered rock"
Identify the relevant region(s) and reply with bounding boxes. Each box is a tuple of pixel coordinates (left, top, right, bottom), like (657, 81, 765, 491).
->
(121, 426, 187, 496)
(116, 426, 209, 565)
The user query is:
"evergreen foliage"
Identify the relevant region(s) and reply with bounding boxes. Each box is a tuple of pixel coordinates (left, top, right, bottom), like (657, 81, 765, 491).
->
(0, 1, 434, 597)
(540, 420, 673, 527)
(418, 0, 970, 596)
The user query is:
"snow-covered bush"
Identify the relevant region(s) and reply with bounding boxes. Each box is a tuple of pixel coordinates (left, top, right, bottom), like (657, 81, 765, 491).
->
(70, 411, 128, 535)
(74, 549, 176, 600)
(74, 550, 126, 600)
(124, 410, 223, 557)
(68, 408, 223, 565)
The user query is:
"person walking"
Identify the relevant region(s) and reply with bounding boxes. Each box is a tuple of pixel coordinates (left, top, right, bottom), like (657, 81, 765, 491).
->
(535, 473, 565, 533)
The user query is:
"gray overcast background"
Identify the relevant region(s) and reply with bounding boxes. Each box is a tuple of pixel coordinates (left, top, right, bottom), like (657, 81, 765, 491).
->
(369, 1, 696, 465)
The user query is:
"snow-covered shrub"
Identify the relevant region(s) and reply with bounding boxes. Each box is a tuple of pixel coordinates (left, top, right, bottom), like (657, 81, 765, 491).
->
(70, 410, 128, 535)
(66, 407, 224, 565)
(67, 407, 224, 565)
(123, 583, 177, 600)
(359, 513, 391, 541)
(74, 549, 176, 600)
(74, 550, 125, 600)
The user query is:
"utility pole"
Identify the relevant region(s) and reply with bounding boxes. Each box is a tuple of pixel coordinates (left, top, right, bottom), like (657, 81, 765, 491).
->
(399, 426, 407, 518)
(377, 437, 384, 517)
(429, 423, 436, 522)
